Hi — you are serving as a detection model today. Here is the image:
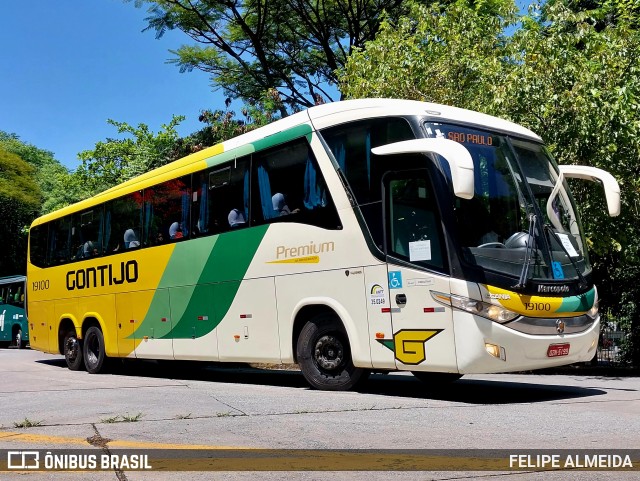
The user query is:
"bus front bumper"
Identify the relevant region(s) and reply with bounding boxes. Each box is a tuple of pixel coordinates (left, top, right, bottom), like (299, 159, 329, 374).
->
(453, 312, 600, 374)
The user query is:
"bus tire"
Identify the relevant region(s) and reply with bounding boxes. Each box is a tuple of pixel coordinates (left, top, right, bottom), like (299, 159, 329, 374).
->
(64, 331, 84, 371)
(296, 315, 369, 391)
(83, 326, 108, 374)
(412, 372, 462, 385)
(15, 329, 22, 349)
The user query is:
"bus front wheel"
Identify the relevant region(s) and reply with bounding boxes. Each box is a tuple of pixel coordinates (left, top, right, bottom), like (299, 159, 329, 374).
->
(296, 315, 369, 391)
(83, 326, 108, 374)
(64, 332, 84, 371)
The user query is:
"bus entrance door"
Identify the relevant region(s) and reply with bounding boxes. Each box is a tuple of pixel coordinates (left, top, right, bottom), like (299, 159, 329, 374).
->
(383, 171, 458, 373)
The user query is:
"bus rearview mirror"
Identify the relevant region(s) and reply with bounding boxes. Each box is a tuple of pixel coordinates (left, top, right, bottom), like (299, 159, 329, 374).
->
(559, 165, 621, 217)
(371, 138, 474, 199)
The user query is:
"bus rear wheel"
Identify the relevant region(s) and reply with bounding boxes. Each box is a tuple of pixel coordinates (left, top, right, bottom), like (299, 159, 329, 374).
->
(296, 315, 369, 391)
(15, 329, 23, 349)
(64, 331, 84, 371)
(83, 326, 108, 374)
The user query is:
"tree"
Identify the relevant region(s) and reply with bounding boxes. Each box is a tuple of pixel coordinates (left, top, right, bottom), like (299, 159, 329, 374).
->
(129, 0, 411, 114)
(76, 116, 185, 193)
(339, 0, 516, 111)
(0, 147, 41, 276)
(176, 93, 281, 157)
(0, 131, 88, 214)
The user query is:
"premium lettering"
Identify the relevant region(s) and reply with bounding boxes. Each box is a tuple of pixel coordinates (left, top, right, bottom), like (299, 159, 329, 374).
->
(276, 241, 335, 259)
(66, 261, 138, 290)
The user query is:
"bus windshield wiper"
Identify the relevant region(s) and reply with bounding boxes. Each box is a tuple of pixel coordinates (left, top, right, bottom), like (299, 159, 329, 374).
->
(512, 213, 536, 291)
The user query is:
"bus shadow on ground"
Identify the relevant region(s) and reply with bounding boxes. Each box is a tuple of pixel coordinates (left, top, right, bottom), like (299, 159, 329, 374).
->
(38, 358, 607, 404)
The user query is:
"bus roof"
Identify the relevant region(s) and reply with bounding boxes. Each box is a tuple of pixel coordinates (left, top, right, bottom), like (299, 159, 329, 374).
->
(31, 99, 541, 226)
(0, 275, 26, 284)
(306, 99, 541, 142)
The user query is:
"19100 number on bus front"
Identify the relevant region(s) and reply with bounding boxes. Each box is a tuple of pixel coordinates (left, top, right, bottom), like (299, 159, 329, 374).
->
(524, 302, 551, 311)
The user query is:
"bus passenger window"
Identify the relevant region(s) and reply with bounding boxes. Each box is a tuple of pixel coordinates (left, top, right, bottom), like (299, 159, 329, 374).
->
(192, 157, 250, 237)
(251, 139, 340, 229)
(144, 175, 191, 245)
(29, 224, 49, 267)
(48, 217, 73, 264)
(105, 192, 143, 253)
(320, 117, 416, 250)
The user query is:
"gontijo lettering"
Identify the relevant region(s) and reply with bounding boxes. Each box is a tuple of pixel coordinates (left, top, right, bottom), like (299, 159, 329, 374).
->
(66, 260, 139, 290)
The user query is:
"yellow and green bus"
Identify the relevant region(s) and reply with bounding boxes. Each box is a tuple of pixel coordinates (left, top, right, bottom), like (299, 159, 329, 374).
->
(27, 99, 620, 390)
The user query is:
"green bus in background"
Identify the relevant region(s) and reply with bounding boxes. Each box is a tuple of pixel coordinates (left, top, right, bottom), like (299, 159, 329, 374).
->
(0, 275, 28, 349)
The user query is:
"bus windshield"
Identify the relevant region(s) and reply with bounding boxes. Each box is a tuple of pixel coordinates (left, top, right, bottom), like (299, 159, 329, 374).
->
(424, 122, 590, 283)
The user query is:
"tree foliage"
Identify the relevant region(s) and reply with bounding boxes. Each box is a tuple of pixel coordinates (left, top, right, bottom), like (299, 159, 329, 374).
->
(77, 100, 277, 194)
(340, 0, 516, 109)
(0, 147, 41, 276)
(76, 116, 186, 193)
(0, 131, 90, 215)
(129, 0, 411, 113)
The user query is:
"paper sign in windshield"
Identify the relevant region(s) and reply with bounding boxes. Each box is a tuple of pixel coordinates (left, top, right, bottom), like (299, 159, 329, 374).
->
(409, 240, 432, 261)
(556, 233, 579, 258)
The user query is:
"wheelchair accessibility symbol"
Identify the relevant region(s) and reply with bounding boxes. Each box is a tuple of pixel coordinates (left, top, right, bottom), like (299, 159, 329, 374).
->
(388, 271, 403, 289)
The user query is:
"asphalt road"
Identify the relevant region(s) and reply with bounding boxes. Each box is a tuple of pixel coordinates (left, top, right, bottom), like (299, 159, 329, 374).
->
(0, 348, 638, 481)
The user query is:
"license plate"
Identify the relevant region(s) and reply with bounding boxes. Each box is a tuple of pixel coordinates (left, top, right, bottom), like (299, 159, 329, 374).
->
(547, 343, 570, 357)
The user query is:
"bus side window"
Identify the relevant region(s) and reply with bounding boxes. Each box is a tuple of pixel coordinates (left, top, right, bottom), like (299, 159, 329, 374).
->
(10, 283, 24, 307)
(387, 176, 446, 272)
(144, 175, 191, 245)
(192, 157, 250, 236)
(70, 208, 105, 259)
(320, 117, 416, 250)
(29, 224, 49, 267)
(105, 192, 143, 253)
(251, 139, 340, 229)
(48, 216, 73, 264)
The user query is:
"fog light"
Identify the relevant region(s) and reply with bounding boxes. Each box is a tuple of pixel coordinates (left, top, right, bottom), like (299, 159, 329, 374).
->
(485, 342, 506, 361)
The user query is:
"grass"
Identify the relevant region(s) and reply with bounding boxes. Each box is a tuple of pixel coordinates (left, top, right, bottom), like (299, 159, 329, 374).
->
(100, 412, 144, 424)
(175, 413, 193, 420)
(121, 412, 144, 422)
(13, 418, 42, 428)
(100, 415, 121, 424)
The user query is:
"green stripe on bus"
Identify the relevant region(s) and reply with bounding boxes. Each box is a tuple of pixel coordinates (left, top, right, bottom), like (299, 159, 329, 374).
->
(134, 226, 269, 340)
(203, 124, 312, 170)
(556, 287, 596, 313)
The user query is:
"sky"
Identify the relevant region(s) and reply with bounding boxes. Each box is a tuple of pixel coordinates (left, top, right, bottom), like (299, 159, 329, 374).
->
(1, 0, 221, 170)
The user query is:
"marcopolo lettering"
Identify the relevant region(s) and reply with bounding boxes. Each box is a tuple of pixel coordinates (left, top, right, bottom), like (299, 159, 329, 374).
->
(66, 261, 139, 290)
(537, 284, 570, 294)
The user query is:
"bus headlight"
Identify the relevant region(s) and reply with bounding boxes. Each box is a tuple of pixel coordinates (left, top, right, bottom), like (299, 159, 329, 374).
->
(431, 291, 519, 324)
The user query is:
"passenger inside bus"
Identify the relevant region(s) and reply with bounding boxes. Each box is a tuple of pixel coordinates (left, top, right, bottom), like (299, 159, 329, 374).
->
(169, 222, 184, 239)
(272, 193, 300, 216)
(228, 209, 246, 227)
(124, 229, 140, 248)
